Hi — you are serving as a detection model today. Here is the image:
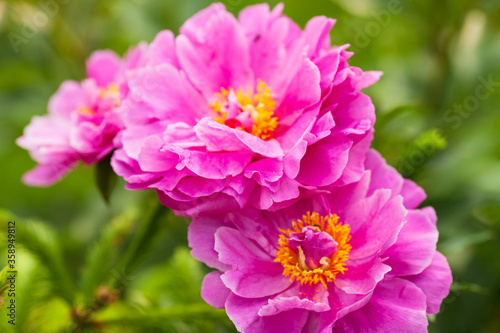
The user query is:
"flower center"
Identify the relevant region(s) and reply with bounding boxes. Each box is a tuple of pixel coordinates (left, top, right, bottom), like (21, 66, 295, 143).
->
(210, 80, 278, 140)
(275, 212, 351, 289)
(78, 83, 120, 115)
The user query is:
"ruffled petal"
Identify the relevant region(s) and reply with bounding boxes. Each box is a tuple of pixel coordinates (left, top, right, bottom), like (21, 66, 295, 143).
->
(226, 293, 309, 333)
(177, 3, 253, 99)
(188, 216, 231, 271)
(215, 227, 292, 298)
(333, 277, 428, 333)
(86, 50, 121, 87)
(384, 209, 439, 276)
(405, 251, 452, 315)
(201, 271, 231, 309)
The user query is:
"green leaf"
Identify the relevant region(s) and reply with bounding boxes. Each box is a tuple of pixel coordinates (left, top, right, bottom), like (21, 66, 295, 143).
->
(396, 128, 447, 177)
(80, 210, 136, 306)
(13, 217, 77, 305)
(134, 247, 205, 307)
(473, 202, 500, 226)
(95, 153, 118, 205)
(99, 305, 229, 332)
(110, 202, 170, 291)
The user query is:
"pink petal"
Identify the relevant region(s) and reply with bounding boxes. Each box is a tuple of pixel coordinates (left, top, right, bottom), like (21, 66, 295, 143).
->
(201, 271, 231, 309)
(215, 227, 292, 298)
(384, 209, 438, 276)
(345, 190, 406, 260)
(21, 162, 76, 187)
(335, 254, 391, 294)
(226, 293, 309, 333)
(188, 217, 232, 271)
(296, 134, 352, 187)
(406, 251, 452, 315)
(177, 3, 253, 99)
(334, 277, 428, 333)
(86, 50, 121, 87)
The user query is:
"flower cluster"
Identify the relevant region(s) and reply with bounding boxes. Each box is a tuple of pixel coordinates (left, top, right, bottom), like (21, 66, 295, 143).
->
(17, 2, 451, 332)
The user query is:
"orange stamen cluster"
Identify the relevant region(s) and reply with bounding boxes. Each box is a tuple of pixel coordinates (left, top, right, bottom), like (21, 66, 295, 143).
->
(275, 212, 352, 289)
(210, 80, 278, 140)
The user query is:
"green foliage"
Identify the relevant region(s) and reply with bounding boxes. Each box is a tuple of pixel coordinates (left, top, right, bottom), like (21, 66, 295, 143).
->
(1, 0, 500, 332)
(95, 153, 118, 205)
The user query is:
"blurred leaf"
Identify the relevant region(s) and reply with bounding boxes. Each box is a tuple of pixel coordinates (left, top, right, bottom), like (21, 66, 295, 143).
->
(110, 202, 170, 291)
(100, 304, 229, 332)
(95, 153, 118, 205)
(397, 128, 447, 177)
(376, 104, 420, 129)
(450, 282, 488, 295)
(135, 247, 204, 307)
(0, 210, 78, 305)
(80, 210, 136, 306)
(473, 203, 500, 227)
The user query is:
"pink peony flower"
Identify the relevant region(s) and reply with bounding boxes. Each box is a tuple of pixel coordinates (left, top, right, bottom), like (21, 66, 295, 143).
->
(111, 3, 381, 217)
(17, 45, 147, 186)
(188, 149, 452, 333)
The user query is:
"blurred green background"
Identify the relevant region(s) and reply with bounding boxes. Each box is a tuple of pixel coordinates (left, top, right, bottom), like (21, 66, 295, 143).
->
(1, 0, 500, 332)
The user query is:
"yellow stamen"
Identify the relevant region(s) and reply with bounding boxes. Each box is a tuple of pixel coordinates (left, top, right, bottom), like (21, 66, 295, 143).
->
(77, 83, 120, 115)
(275, 212, 352, 289)
(210, 80, 278, 140)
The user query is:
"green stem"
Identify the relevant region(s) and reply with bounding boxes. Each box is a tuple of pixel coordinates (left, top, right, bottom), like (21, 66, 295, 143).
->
(111, 200, 169, 290)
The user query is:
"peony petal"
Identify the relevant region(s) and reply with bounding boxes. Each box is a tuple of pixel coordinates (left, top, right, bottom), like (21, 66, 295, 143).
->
(215, 227, 292, 298)
(258, 283, 330, 316)
(384, 209, 439, 276)
(335, 254, 391, 295)
(21, 162, 77, 187)
(296, 134, 352, 187)
(201, 271, 231, 309)
(86, 50, 121, 87)
(177, 3, 253, 99)
(303, 16, 335, 59)
(405, 251, 452, 315)
(147, 30, 179, 67)
(400, 179, 427, 209)
(345, 190, 406, 260)
(48, 81, 86, 119)
(226, 293, 309, 333)
(333, 277, 428, 333)
(137, 136, 179, 173)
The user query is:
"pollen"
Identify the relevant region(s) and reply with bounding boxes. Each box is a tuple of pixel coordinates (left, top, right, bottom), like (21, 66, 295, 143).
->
(274, 212, 352, 289)
(210, 80, 278, 140)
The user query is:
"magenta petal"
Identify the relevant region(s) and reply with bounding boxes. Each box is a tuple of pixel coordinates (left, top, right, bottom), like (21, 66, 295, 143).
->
(127, 64, 208, 123)
(215, 227, 291, 298)
(334, 277, 428, 333)
(259, 283, 330, 316)
(147, 30, 179, 67)
(400, 179, 427, 209)
(384, 209, 439, 276)
(274, 57, 321, 127)
(335, 255, 391, 295)
(226, 293, 309, 333)
(177, 3, 253, 98)
(194, 118, 248, 152)
(21, 162, 76, 187)
(188, 217, 231, 270)
(201, 271, 231, 309)
(137, 136, 179, 172)
(244, 159, 283, 184)
(48, 81, 86, 118)
(304, 16, 335, 58)
(296, 134, 352, 187)
(364, 149, 403, 197)
(182, 149, 253, 179)
(86, 50, 121, 87)
(346, 190, 406, 259)
(406, 251, 452, 315)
